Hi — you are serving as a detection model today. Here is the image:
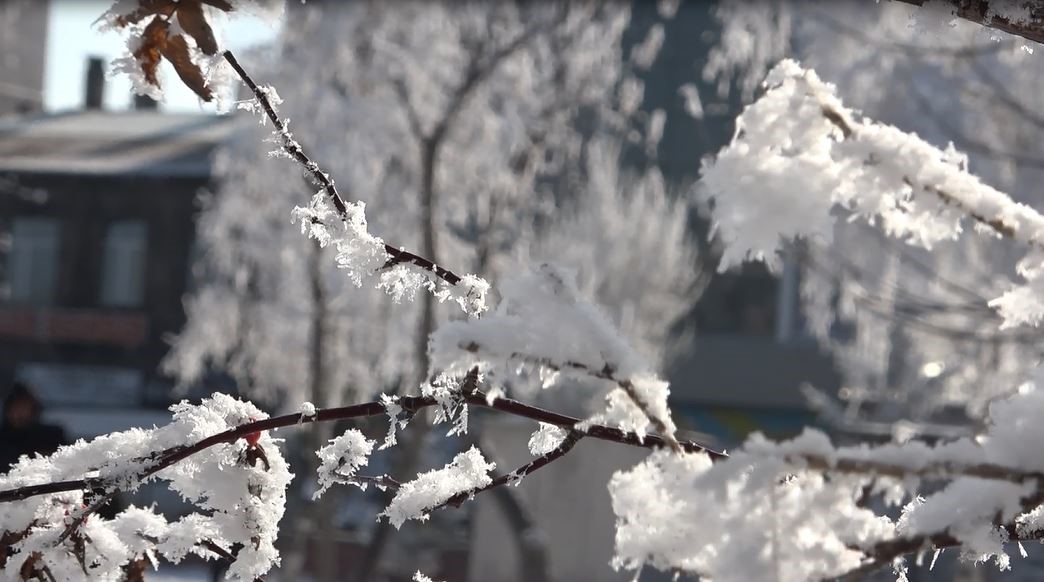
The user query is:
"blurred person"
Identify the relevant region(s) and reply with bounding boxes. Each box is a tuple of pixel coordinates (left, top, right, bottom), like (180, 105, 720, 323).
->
(0, 381, 67, 472)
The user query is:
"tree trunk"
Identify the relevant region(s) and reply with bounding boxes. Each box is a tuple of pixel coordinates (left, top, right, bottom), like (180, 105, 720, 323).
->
(351, 135, 442, 582)
(308, 243, 339, 582)
(351, 128, 555, 581)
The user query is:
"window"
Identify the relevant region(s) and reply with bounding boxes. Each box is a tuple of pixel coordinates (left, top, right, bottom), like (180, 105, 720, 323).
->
(774, 248, 812, 343)
(16, 363, 142, 407)
(184, 235, 203, 293)
(9, 217, 60, 304)
(692, 266, 779, 336)
(100, 220, 147, 307)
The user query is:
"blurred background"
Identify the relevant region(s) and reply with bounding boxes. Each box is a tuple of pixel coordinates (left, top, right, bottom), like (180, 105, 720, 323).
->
(1, 0, 1041, 580)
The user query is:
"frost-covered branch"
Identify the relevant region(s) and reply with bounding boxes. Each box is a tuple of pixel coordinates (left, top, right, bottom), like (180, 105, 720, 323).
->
(430, 267, 683, 452)
(892, 0, 1044, 46)
(701, 58, 1044, 328)
(457, 344, 682, 454)
(423, 12, 558, 148)
(609, 376, 1044, 579)
(432, 429, 583, 512)
(851, 521, 1044, 581)
(0, 386, 713, 579)
(318, 430, 584, 528)
(222, 50, 489, 315)
(0, 390, 720, 505)
(815, 95, 1044, 246)
(1, 394, 290, 580)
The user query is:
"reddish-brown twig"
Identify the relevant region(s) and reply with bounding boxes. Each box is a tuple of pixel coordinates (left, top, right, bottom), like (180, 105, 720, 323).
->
(0, 390, 723, 504)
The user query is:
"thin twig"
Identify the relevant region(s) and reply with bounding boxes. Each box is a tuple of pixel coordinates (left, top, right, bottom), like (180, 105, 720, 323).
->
(433, 430, 584, 511)
(352, 431, 583, 514)
(783, 453, 1044, 485)
(55, 489, 119, 545)
(350, 474, 403, 490)
(891, 1, 1044, 46)
(809, 7, 1015, 58)
(221, 50, 463, 287)
(460, 342, 684, 453)
(200, 539, 236, 562)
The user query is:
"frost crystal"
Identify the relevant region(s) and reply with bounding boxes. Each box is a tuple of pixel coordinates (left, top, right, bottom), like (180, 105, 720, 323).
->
(380, 447, 495, 528)
(423, 374, 470, 436)
(291, 193, 388, 286)
(380, 393, 410, 450)
(289, 193, 489, 315)
(314, 429, 376, 499)
(609, 375, 1044, 579)
(528, 423, 567, 456)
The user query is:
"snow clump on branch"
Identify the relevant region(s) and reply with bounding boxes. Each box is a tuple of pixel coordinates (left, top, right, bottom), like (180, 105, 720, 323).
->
(0, 393, 291, 581)
(429, 265, 677, 441)
(380, 447, 496, 528)
(700, 59, 1044, 329)
(314, 429, 376, 500)
(610, 374, 1044, 579)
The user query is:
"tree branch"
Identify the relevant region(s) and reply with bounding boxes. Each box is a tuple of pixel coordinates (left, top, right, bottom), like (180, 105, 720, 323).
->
(840, 488, 1044, 578)
(426, 13, 556, 148)
(354, 431, 585, 516)
(782, 452, 1044, 485)
(892, 0, 1044, 46)
(0, 391, 722, 504)
(459, 342, 685, 453)
(392, 77, 425, 141)
(809, 7, 1015, 57)
(432, 430, 584, 512)
(221, 50, 463, 287)
(817, 101, 1038, 245)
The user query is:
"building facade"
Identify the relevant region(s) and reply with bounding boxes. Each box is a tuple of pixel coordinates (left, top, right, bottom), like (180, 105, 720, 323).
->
(0, 109, 241, 434)
(0, 0, 48, 116)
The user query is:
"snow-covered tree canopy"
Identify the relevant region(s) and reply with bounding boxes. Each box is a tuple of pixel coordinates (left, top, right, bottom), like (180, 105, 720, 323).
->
(6, 1, 1044, 581)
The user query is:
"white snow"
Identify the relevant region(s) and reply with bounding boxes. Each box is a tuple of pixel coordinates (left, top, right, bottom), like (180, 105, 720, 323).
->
(380, 447, 495, 528)
(0, 393, 292, 581)
(528, 423, 567, 456)
(314, 429, 376, 499)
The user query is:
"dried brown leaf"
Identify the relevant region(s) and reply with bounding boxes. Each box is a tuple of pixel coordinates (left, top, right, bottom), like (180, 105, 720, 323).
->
(176, 0, 219, 56)
(160, 34, 214, 101)
(122, 557, 149, 582)
(114, 0, 178, 27)
(132, 17, 170, 89)
(243, 444, 270, 471)
(1, 530, 26, 568)
(18, 552, 41, 581)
